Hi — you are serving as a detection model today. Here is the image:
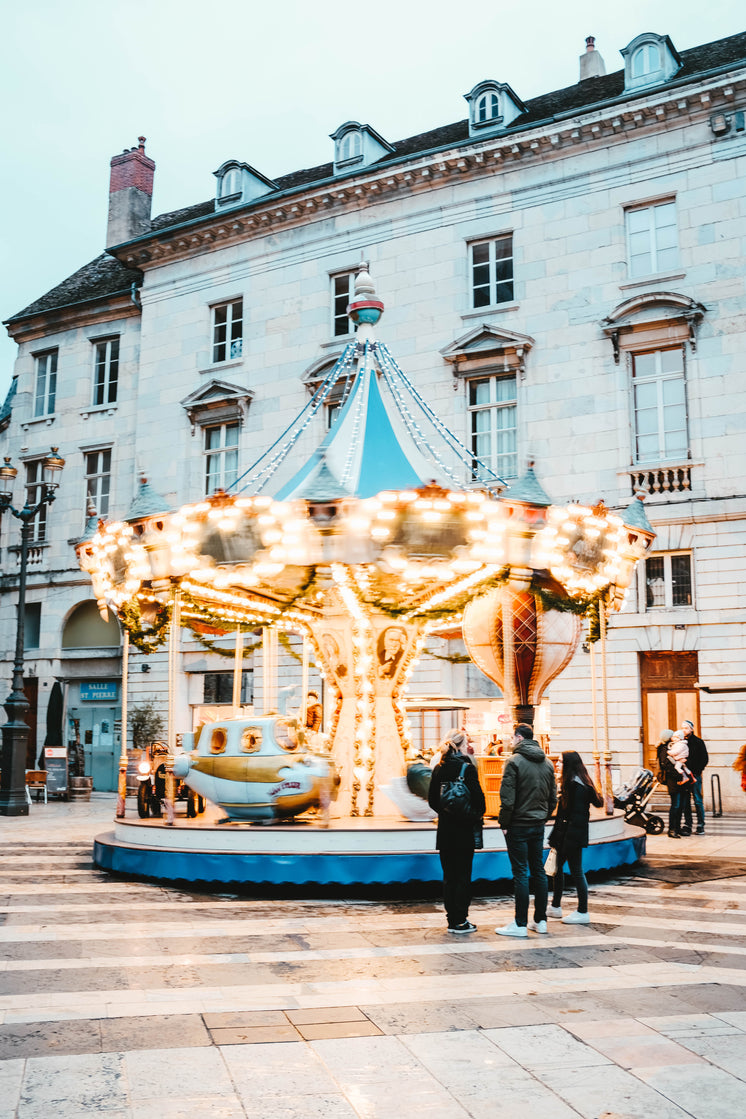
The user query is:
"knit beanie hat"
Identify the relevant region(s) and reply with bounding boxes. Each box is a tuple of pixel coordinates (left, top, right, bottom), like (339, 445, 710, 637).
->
(660, 728, 674, 744)
(444, 728, 467, 750)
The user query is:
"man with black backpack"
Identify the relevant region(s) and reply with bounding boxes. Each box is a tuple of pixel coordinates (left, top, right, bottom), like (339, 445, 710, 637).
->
(428, 729, 486, 934)
(496, 723, 557, 938)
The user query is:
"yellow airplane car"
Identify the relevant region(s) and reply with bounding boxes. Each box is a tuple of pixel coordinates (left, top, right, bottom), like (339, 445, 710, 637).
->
(172, 715, 338, 822)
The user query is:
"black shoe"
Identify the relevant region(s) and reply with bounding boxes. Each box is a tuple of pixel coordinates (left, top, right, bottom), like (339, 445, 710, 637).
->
(680, 828, 692, 836)
(696, 827, 705, 834)
(668, 830, 681, 838)
(448, 921, 477, 934)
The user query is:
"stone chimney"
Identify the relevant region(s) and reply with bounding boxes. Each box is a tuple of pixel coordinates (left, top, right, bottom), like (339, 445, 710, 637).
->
(107, 137, 155, 247)
(579, 36, 606, 81)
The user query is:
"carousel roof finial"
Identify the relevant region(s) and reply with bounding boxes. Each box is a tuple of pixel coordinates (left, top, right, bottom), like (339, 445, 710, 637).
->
(623, 487, 655, 535)
(502, 458, 553, 507)
(126, 474, 171, 520)
(347, 259, 384, 331)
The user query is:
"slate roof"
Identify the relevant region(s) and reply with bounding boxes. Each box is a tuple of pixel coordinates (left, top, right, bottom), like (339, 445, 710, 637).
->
(0, 376, 17, 432)
(5, 253, 142, 324)
(7, 30, 746, 327)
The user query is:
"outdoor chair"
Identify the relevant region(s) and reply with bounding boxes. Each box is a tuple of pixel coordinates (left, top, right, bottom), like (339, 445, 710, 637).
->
(25, 770, 47, 804)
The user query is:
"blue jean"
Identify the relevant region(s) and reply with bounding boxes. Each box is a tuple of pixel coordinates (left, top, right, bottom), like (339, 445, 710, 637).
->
(505, 824, 547, 926)
(682, 776, 705, 830)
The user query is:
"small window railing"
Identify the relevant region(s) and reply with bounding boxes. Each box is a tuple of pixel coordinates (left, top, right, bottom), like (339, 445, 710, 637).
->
(630, 464, 691, 496)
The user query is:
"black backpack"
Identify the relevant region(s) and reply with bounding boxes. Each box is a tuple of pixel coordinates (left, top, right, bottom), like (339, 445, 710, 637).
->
(439, 757, 473, 818)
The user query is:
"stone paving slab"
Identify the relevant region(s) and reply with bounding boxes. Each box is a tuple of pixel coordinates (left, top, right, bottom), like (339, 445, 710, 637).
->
(3, 798, 746, 1116)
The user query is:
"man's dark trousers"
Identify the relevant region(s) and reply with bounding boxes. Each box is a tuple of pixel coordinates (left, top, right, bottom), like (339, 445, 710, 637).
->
(505, 824, 547, 926)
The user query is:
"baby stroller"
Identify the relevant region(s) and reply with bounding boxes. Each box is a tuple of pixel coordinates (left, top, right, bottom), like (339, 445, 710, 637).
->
(612, 768, 665, 834)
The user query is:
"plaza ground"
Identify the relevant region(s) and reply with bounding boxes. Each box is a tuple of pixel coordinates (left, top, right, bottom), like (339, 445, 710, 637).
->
(1, 794, 745, 1117)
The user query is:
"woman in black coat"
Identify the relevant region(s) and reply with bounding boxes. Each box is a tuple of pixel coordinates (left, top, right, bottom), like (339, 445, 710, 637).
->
(547, 751, 603, 925)
(428, 729, 486, 934)
(656, 728, 686, 838)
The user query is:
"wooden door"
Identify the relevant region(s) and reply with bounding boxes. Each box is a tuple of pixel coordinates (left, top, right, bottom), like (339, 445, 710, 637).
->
(22, 677, 38, 769)
(639, 652, 699, 770)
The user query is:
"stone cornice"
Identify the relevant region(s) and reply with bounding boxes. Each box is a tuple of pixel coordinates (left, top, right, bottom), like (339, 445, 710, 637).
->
(5, 292, 140, 346)
(112, 71, 746, 273)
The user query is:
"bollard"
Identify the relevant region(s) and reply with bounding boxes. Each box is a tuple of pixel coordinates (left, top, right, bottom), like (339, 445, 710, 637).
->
(710, 772, 722, 818)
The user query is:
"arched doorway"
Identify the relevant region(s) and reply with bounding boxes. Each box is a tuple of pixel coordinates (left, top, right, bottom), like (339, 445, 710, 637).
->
(62, 603, 121, 791)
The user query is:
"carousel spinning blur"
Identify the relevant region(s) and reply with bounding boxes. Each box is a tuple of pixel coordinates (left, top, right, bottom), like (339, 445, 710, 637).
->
(78, 264, 655, 828)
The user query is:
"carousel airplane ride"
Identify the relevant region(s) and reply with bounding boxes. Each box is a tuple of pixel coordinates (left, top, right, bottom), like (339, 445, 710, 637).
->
(80, 264, 655, 887)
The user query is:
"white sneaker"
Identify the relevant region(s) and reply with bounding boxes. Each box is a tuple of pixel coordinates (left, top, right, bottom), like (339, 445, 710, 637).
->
(561, 911, 590, 924)
(495, 921, 528, 938)
(547, 906, 563, 919)
(528, 919, 548, 934)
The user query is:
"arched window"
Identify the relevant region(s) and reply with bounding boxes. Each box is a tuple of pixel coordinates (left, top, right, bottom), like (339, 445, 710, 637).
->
(62, 602, 120, 649)
(632, 43, 660, 78)
(340, 131, 362, 162)
(476, 91, 499, 123)
(220, 168, 241, 198)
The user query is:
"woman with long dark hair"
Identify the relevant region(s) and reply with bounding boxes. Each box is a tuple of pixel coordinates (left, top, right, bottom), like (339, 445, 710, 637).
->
(547, 750, 603, 925)
(428, 728, 486, 934)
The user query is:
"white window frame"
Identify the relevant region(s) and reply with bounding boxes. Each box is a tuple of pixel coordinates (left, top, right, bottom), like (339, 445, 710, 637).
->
(625, 199, 678, 278)
(211, 299, 243, 364)
(466, 373, 518, 480)
(470, 235, 514, 309)
(204, 421, 239, 495)
(339, 131, 362, 163)
(476, 91, 499, 123)
(638, 551, 694, 611)
(34, 349, 57, 418)
(220, 168, 241, 198)
(631, 345, 688, 465)
(92, 337, 119, 407)
(331, 272, 355, 337)
(632, 42, 661, 78)
(85, 447, 112, 520)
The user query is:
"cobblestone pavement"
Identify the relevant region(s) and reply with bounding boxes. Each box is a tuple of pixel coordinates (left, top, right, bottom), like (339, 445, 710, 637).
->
(1, 795, 745, 1117)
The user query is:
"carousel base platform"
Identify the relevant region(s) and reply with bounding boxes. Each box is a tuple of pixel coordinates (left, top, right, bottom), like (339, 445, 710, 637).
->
(93, 807, 645, 892)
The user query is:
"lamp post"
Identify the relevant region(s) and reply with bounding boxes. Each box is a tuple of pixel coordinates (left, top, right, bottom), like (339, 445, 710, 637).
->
(0, 448, 64, 816)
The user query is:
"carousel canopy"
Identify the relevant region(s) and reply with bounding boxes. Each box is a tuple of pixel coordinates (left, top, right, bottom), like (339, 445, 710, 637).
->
(236, 265, 502, 500)
(77, 263, 655, 643)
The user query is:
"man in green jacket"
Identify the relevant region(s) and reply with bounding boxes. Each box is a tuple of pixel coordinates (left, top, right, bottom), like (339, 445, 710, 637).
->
(496, 723, 557, 938)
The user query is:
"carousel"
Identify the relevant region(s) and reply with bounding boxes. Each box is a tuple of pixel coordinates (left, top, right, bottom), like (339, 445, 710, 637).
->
(81, 265, 655, 889)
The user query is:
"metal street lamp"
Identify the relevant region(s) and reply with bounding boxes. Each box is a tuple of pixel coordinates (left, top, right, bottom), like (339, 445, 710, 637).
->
(0, 448, 64, 816)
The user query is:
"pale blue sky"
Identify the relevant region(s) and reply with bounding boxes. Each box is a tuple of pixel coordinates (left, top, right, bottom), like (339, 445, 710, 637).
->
(1, 0, 742, 397)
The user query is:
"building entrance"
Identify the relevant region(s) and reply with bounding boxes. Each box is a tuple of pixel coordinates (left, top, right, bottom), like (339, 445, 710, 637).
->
(639, 652, 699, 770)
(66, 679, 120, 792)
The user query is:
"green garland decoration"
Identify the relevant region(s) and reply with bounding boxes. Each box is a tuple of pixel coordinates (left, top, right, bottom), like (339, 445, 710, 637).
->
(187, 627, 262, 659)
(118, 598, 172, 654)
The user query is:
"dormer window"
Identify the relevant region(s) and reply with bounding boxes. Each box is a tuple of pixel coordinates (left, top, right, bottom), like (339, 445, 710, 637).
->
(621, 33, 681, 91)
(330, 122, 394, 175)
(213, 161, 277, 210)
(339, 130, 362, 164)
(476, 91, 499, 123)
(220, 167, 241, 199)
(464, 81, 525, 137)
(632, 42, 660, 79)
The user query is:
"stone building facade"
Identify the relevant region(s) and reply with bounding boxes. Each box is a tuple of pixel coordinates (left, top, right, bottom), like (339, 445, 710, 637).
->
(2, 31, 746, 806)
